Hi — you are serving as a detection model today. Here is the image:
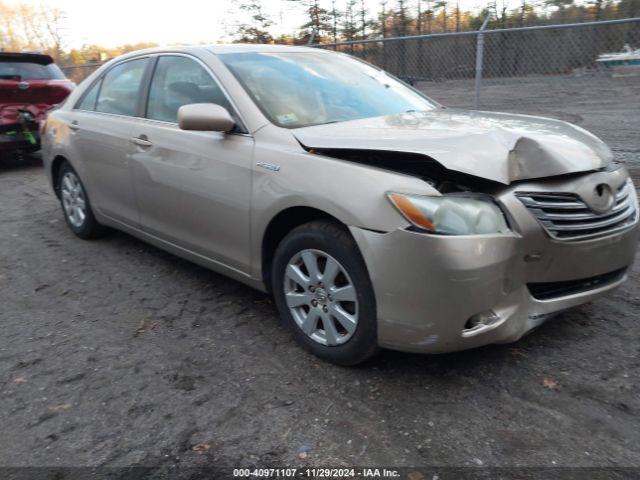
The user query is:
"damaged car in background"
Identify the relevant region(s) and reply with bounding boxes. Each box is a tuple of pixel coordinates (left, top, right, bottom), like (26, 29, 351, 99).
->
(1, 52, 74, 157)
(41, 45, 639, 365)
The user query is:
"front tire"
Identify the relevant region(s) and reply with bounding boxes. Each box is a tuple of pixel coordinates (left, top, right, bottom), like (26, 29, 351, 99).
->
(58, 161, 105, 239)
(272, 220, 379, 365)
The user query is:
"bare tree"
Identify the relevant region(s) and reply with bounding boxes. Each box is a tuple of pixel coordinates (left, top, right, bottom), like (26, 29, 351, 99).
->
(519, 0, 527, 26)
(0, 2, 21, 51)
(42, 7, 66, 59)
(0, 2, 67, 58)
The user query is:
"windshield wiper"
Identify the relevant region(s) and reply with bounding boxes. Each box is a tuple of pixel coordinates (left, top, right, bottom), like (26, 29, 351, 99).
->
(303, 120, 342, 128)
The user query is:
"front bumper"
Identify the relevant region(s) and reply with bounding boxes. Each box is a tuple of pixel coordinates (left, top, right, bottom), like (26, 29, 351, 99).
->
(350, 172, 639, 354)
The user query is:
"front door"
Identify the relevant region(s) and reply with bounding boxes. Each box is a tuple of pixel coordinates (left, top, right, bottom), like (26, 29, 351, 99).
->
(130, 55, 253, 273)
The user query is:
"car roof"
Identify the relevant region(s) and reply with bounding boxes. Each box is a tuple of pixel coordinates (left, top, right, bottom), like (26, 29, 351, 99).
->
(114, 44, 327, 60)
(0, 52, 55, 64)
(207, 44, 326, 54)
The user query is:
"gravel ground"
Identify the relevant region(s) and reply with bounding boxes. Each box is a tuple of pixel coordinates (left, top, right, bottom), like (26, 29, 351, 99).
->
(1, 77, 639, 478)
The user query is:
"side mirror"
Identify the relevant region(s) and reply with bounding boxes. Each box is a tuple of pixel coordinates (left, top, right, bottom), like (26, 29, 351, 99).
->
(178, 103, 235, 133)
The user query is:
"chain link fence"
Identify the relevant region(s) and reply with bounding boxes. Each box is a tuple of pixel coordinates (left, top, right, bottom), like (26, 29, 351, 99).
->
(315, 18, 640, 110)
(60, 19, 640, 113)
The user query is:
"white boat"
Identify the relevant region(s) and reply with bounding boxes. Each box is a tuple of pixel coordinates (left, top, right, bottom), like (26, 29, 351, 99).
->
(596, 44, 640, 67)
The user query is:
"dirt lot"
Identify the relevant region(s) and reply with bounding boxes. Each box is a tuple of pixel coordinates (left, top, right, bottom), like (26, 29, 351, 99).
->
(1, 77, 640, 478)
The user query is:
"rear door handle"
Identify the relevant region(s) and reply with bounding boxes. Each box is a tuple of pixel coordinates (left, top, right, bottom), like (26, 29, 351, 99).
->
(131, 136, 152, 148)
(69, 120, 80, 131)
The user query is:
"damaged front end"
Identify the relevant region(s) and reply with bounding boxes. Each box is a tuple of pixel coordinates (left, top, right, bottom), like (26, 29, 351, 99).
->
(330, 146, 637, 354)
(303, 147, 499, 194)
(293, 109, 613, 185)
(304, 147, 515, 237)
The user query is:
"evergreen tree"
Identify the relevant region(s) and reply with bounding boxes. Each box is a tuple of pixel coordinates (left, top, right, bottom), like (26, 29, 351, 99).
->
(377, 0, 390, 38)
(544, 0, 574, 22)
(342, 0, 359, 41)
(394, 0, 412, 36)
(329, 0, 341, 43)
(358, 0, 372, 40)
(288, 0, 333, 40)
(231, 0, 273, 44)
(434, 0, 448, 31)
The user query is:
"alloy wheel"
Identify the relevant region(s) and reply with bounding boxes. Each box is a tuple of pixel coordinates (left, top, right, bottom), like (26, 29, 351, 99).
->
(61, 171, 87, 228)
(283, 249, 359, 346)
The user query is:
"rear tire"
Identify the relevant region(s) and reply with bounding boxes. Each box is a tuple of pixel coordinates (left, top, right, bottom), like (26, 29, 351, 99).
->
(57, 161, 105, 239)
(272, 220, 379, 366)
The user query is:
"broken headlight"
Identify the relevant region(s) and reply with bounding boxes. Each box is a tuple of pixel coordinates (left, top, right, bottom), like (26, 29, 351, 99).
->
(387, 192, 510, 235)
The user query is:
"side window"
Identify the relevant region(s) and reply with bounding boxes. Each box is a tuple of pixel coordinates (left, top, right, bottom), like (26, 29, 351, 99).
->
(76, 78, 101, 111)
(95, 58, 148, 116)
(147, 56, 232, 123)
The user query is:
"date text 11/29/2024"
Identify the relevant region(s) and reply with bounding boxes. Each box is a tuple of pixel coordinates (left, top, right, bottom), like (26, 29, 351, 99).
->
(233, 468, 401, 478)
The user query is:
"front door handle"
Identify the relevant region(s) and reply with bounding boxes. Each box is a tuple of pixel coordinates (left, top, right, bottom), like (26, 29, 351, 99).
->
(131, 135, 152, 148)
(69, 120, 80, 131)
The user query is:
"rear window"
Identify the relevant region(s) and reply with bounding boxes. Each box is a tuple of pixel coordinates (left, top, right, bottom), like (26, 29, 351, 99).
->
(0, 61, 65, 81)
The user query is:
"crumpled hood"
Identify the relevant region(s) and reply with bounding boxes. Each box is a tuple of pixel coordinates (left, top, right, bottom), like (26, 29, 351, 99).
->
(292, 109, 613, 184)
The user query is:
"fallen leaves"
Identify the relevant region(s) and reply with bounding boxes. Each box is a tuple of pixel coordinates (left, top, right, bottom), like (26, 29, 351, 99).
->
(407, 472, 425, 480)
(13, 376, 27, 384)
(542, 377, 560, 390)
(509, 348, 528, 358)
(297, 445, 312, 460)
(134, 319, 148, 336)
(133, 317, 157, 337)
(49, 403, 72, 412)
(192, 443, 210, 454)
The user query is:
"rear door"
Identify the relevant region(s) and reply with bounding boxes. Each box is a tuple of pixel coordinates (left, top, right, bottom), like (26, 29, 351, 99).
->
(70, 57, 150, 226)
(129, 54, 254, 273)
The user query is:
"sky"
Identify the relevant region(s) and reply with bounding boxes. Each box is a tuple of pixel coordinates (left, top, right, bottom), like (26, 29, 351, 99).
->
(6, 0, 520, 49)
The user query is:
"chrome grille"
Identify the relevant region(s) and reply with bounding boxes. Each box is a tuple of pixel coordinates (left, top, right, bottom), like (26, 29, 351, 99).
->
(516, 180, 638, 240)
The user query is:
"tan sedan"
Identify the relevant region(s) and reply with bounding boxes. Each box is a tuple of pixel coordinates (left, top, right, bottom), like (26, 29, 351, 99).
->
(42, 45, 639, 365)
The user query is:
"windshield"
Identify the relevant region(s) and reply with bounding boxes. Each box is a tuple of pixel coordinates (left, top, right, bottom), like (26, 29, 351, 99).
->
(219, 51, 437, 128)
(0, 61, 65, 81)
